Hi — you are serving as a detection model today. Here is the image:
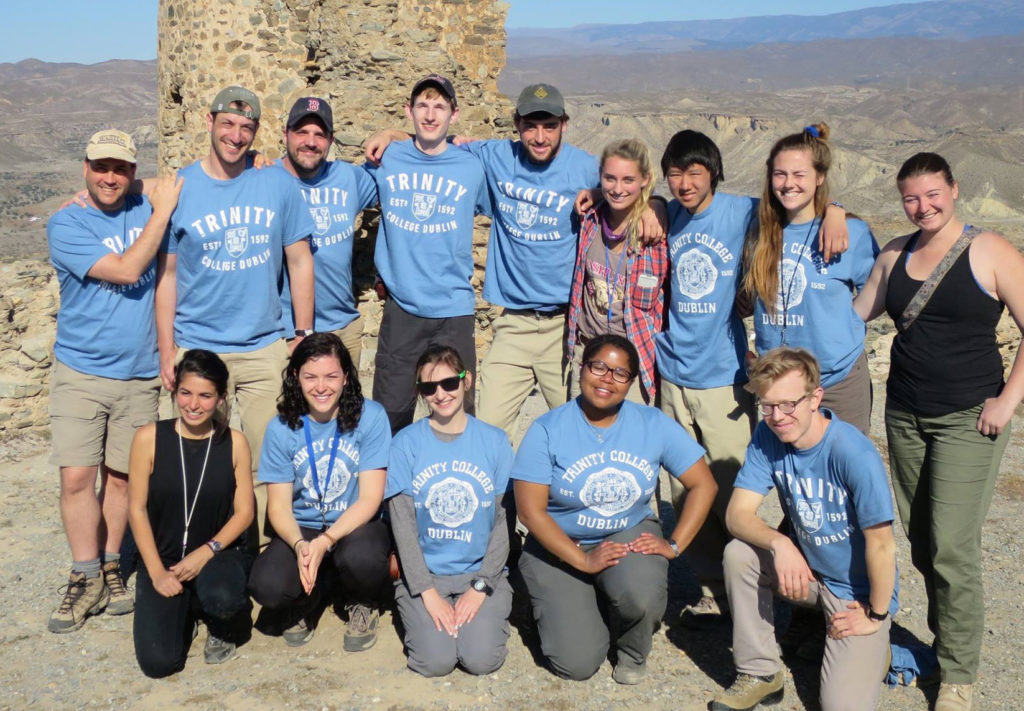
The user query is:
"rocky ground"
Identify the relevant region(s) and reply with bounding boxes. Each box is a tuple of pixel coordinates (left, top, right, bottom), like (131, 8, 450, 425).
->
(2, 350, 1023, 710)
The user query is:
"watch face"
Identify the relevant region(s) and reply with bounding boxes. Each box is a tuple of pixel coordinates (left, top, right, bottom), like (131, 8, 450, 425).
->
(208, 540, 223, 552)
(472, 579, 487, 592)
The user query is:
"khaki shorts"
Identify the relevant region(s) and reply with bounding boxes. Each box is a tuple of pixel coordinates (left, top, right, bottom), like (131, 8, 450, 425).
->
(49, 360, 161, 473)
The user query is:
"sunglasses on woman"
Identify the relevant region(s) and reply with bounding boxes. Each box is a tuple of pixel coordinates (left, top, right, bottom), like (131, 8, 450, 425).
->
(416, 370, 467, 396)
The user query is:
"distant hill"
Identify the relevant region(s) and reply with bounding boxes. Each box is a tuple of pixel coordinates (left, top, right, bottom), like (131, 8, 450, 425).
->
(507, 0, 1024, 56)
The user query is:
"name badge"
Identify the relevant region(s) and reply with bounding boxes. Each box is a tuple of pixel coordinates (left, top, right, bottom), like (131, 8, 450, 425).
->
(637, 273, 659, 288)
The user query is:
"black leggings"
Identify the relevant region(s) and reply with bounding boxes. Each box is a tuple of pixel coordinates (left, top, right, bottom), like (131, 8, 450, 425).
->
(248, 518, 391, 618)
(133, 547, 252, 678)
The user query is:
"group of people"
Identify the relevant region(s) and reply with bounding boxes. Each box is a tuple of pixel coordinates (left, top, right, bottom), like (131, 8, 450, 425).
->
(45, 73, 1023, 711)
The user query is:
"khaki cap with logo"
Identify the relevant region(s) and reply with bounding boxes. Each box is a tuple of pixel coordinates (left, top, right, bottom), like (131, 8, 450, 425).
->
(210, 86, 261, 121)
(85, 129, 137, 164)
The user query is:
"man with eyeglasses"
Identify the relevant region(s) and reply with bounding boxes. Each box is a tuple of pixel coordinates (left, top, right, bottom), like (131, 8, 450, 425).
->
(712, 347, 898, 711)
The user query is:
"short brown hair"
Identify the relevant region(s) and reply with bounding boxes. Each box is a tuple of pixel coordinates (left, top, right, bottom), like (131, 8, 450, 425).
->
(745, 347, 821, 396)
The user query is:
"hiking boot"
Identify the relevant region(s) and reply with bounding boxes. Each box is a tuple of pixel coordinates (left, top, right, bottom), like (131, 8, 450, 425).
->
(612, 660, 647, 685)
(680, 594, 730, 629)
(102, 560, 134, 615)
(935, 683, 973, 711)
(343, 603, 379, 652)
(47, 572, 109, 633)
(204, 634, 238, 664)
(283, 619, 314, 647)
(710, 671, 784, 711)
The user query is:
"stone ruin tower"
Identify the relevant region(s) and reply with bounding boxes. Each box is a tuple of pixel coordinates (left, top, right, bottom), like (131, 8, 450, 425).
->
(156, 0, 515, 358)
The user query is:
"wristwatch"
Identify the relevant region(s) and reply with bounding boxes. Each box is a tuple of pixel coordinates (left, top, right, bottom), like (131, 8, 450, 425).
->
(867, 607, 889, 622)
(470, 578, 492, 595)
(294, 329, 314, 337)
(206, 539, 223, 554)
(667, 538, 680, 559)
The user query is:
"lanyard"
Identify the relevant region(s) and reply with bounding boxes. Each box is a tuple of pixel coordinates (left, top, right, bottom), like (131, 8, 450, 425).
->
(778, 218, 818, 345)
(178, 421, 213, 559)
(302, 415, 341, 529)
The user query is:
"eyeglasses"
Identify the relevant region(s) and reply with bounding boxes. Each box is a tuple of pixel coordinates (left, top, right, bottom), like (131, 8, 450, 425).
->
(416, 370, 467, 396)
(584, 360, 635, 384)
(757, 394, 810, 416)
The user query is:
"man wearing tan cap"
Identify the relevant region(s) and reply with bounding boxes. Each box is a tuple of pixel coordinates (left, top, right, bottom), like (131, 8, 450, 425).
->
(155, 86, 315, 542)
(46, 129, 182, 633)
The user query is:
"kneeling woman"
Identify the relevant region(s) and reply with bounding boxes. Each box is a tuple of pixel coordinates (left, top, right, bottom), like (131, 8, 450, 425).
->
(513, 334, 717, 684)
(249, 333, 391, 651)
(128, 350, 255, 678)
(387, 345, 514, 677)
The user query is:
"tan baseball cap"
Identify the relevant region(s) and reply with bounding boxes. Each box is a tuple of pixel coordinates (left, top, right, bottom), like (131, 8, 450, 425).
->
(210, 85, 261, 121)
(85, 129, 138, 164)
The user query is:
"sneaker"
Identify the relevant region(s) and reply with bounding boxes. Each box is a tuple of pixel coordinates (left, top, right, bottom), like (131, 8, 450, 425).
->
(710, 671, 784, 711)
(680, 594, 730, 629)
(343, 603, 379, 652)
(204, 634, 238, 664)
(935, 683, 973, 711)
(102, 561, 134, 615)
(612, 660, 647, 685)
(283, 619, 314, 647)
(47, 572, 110, 633)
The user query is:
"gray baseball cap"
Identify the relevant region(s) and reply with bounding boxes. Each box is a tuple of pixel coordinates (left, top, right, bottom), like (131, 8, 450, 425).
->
(210, 86, 261, 121)
(516, 84, 565, 117)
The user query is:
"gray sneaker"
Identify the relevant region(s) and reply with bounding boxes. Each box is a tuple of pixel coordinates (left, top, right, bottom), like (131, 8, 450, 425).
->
(48, 572, 109, 633)
(204, 634, 238, 664)
(102, 561, 134, 615)
(711, 671, 784, 711)
(612, 660, 647, 685)
(283, 619, 314, 647)
(343, 603, 379, 652)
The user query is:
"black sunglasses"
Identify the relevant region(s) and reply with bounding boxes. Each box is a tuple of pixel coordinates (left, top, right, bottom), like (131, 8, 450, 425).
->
(416, 370, 467, 396)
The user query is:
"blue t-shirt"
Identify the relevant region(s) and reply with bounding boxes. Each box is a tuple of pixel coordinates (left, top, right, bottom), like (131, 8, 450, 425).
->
(463, 139, 599, 310)
(735, 412, 899, 613)
(656, 193, 756, 389)
(47, 195, 160, 379)
(511, 399, 706, 544)
(366, 141, 489, 317)
(278, 159, 378, 332)
(754, 217, 879, 387)
(164, 161, 314, 352)
(259, 400, 391, 529)
(386, 416, 513, 576)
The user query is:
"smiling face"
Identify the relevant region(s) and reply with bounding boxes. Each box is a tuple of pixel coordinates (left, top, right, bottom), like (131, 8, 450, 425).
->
(898, 171, 959, 235)
(600, 155, 650, 218)
(418, 361, 470, 422)
(515, 114, 566, 165)
(771, 148, 824, 223)
(206, 111, 258, 171)
(298, 354, 346, 423)
(284, 116, 331, 178)
(405, 88, 458, 153)
(755, 369, 824, 450)
(175, 373, 224, 432)
(580, 344, 634, 413)
(83, 158, 136, 211)
(666, 162, 715, 214)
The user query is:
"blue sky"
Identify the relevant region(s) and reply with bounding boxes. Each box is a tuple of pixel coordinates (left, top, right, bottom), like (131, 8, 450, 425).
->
(1, 0, 906, 64)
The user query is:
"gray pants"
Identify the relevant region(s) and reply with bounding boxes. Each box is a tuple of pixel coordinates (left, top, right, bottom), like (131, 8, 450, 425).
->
(821, 350, 872, 437)
(724, 539, 890, 711)
(518, 519, 668, 681)
(393, 571, 512, 677)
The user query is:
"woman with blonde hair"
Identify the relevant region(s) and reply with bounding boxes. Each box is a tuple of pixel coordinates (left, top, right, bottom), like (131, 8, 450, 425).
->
(742, 123, 878, 434)
(567, 138, 667, 404)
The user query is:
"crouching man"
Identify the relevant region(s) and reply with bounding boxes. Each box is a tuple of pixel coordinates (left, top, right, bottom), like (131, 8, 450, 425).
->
(712, 347, 897, 711)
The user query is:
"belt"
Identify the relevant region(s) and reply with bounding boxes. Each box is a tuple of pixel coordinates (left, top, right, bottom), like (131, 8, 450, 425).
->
(505, 306, 568, 319)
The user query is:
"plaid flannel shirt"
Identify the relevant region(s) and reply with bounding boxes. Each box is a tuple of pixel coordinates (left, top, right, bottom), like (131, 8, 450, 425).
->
(567, 206, 668, 398)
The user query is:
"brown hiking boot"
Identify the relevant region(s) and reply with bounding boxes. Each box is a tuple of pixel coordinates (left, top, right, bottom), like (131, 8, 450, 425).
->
(343, 603, 379, 652)
(102, 561, 134, 615)
(48, 572, 109, 633)
(711, 671, 784, 711)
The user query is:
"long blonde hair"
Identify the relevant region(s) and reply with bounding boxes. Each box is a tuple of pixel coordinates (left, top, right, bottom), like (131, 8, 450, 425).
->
(742, 122, 832, 310)
(600, 138, 655, 251)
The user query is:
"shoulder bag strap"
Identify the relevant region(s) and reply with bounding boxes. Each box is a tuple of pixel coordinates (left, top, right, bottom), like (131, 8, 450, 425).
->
(897, 225, 983, 332)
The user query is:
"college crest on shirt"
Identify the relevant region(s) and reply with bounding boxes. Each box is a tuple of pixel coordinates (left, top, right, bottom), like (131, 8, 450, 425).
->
(426, 477, 479, 528)
(796, 499, 824, 534)
(301, 454, 353, 509)
(579, 467, 641, 517)
(776, 258, 808, 312)
(310, 206, 332, 236)
(412, 193, 437, 221)
(676, 248, 718, 300)
(515, 201, 539, 229)
(224, 227, 249, 257)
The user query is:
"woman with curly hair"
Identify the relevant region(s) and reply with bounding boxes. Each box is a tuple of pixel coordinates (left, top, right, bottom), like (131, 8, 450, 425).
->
(248, 332, 391, 651)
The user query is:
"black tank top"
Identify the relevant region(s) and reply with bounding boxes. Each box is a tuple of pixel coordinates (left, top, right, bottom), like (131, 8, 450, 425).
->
(147, 418, 240, 565)
(885, 233, 1005, 416)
